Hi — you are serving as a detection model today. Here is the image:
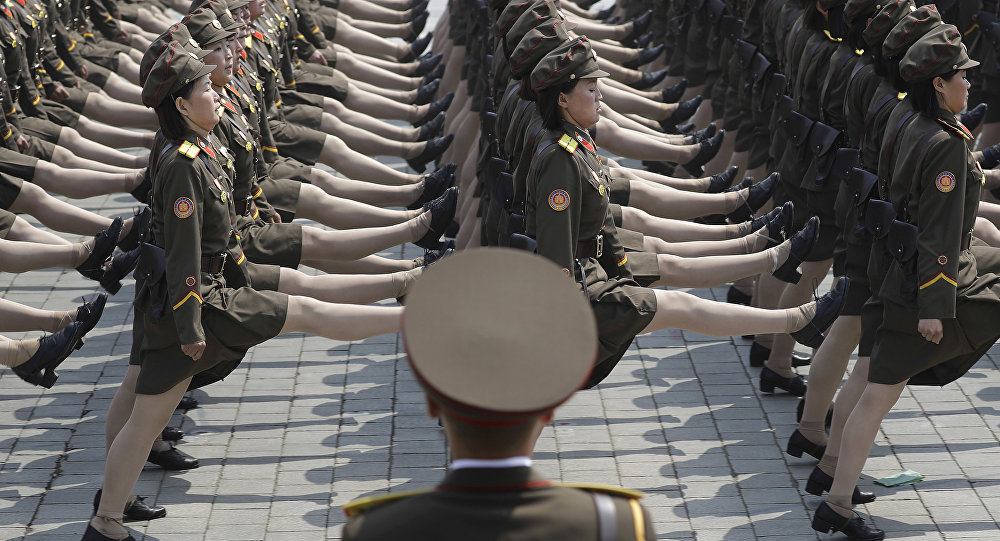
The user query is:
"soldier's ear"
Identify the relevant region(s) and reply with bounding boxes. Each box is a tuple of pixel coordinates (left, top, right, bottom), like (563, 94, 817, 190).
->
(557, 92, 569, 108)
(175, 96, 190, 117)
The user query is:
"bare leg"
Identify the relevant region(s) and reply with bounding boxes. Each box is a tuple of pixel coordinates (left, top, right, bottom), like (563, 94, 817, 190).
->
(797, 315, 862, 447)
(0, 238, 89, 273)
(279, 295, 401, 339)
(315, 135, 419, 185)
(31, 159, 140, 198)
(333, 23, 408, 60)
(621, 206, 742, 241)
(765, 259, 833, 378)
(298, 211, 429, 263)
(302, 254, 416, 274)
(338, 1, 411, 23)
(74, 116, 153, 151)
(322, 99, 420, 140)
(100, 72, 144, 104)
(627, 181, 745, 219)
(974, 216, 1000, 246)
(55, 126, 147, 168)
(277, 266, 419, 304)
(82, 93, 158, 130)
(334, 51, 420, 90)
(116, 53, 141, 85)
(0, 298, 76, 332)
(309, 168, 422, 206)
(596, 120, 700, 160)
(9, 182, 119, 235)
(641, 289, 812, 336)
(294, 183, 418, 228)
(341, 89, 424, 122)
(648, 238, 787, 287)
(319, 113, 424, 158)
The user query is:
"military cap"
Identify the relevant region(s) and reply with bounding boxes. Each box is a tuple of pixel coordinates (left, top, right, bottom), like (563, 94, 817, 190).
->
(900, 24, 979, 82)
(530, 37, 609, 91)
(844, 0, 880, 25)
(495, 0, 549, 41)
(401, 248, 597, 424)
(190, 0, 250, 12)
(862, 0, 916, 48)
(509, 18, 574, 78)
(504, 0, 562, 51)
(183, 7, 236, 47)
(201, 0, 243, 30)
(141, 41, 217, 108)
(882, 5, 941, 59)
(140, 23, 203, 86)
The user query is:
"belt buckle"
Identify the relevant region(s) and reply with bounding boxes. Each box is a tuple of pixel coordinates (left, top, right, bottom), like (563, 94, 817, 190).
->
(595, 234, 603, 258)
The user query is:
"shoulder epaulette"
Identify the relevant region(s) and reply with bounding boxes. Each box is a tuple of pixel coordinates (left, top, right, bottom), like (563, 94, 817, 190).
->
(178, 140, 200, 159)
(556, 482, 644, 499)
(936, 118, 974, 141)
(557, 133, 578, 154)
(342, 488, 433, 518)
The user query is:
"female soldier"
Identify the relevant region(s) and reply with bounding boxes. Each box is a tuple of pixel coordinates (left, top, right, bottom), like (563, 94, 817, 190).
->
(84, 45, 406, 541)
(808, 27, 1000, 540)
(524, 37, 848, 388)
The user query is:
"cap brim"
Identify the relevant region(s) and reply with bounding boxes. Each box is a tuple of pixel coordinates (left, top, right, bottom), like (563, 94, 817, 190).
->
(228, 0, 250, 8)
(579, 68, 610, 79)
(192, 63, 217, 82)
(958, 58, 980, 70)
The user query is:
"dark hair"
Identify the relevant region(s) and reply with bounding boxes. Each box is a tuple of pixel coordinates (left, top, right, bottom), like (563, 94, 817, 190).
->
(535, 78, 580, 131)
(846, 22, 866, 52)
(909, 69, 960, 116)
(875, 55, 908, 92)
(804, 2, 826, 31)
(154, 79, 197, 141)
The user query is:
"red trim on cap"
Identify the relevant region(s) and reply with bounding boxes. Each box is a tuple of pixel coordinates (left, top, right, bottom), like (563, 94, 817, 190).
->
(885, 6, 938, 57)
(907, 28, 960, 77)
(510, 20, 564, 75)
(496, 0, 535, 38)
(152, 43, 181, 109)
(532, 38, 589, 91)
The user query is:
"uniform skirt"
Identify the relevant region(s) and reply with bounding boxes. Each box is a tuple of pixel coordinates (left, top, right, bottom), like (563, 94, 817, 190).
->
(258, 175, 302, 221)
(0, 172, 23, 210)
(236, 220, 304, 268)
(269, 119, 326, 165)
(580, 259, 657, 388)
(0, 207, 16, 238)
(0, 150, 38, 184)
(132, 281, 288, 394)
(292, 66, 350, 103)
(283, 104, 325, 131)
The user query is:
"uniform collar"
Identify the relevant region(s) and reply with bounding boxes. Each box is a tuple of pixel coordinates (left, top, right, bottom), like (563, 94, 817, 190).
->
(935, 109, 974, 141)
(562, 120, 596, 152)
(437, 465, 550, 492)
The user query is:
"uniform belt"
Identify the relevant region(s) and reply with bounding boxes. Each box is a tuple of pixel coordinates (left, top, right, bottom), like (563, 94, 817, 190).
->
(962, 230, 973, 251)
(202, 253, 227, 274)
(576, 234, 603, 259)
(234, 196, 253, 216)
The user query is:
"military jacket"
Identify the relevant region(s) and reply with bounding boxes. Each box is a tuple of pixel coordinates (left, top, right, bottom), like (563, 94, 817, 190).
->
(150, 130, 249, 346)
(881, 110, 982, 319)
(525, 120, 631, 281)
(342, 467, 655, 541)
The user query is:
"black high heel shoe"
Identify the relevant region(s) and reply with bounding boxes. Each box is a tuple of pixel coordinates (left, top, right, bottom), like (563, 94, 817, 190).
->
(662, 95, 703, 133)
(161, 425, 184, 441)
(407, 134, 454, 173)
(749, 201, 793, 247)
(421, 63, 446, 87)
(629, 68, 668, 90)
(772, 216, 819, 284)
(786, 429, 826, 459)
(759, 365, 806, 396)
(407, 10, 429, 41)
(415, 92, 455, 126)
(960, 102, 987, 131)
(725, 172, 777, 223)
(748, 340, 811, 368)
(147, 445, 199, 470)
(401, 32, 433, 62)
(93, 489, 167, 521)
(707, 165, 739, 193)
(100, 247, 141, 295)
(683, 129, 724, 176)
(805, 466, 877, 504)
(408, 164, 456, 209)
(416, 187, 458, 249)
(74, 293, 108, 350)
(790, 276, 849, 349)
(117, 206, 151, 251)
(77, 218, 123, 281)
(690, 122, 717, 142)
(417, 111, 446, 142)
(621, 10, 652, 47)
(413, 52, 443, 78)
(811, 502, 884, 540)
(661, 79, 688, 104)
(624, 43, 665, 69)
(414, 78, 440, 105)
(81, 523, 136, 541)
(12, 322, 86, 388)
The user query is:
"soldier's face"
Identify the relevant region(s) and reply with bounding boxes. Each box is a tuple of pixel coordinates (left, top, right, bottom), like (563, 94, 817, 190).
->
(249, 0, 265, 19)
(559, 78, 603, 129)
(935, 70, 969, 115)
(204, 38, 235, 86)
(179, 76, 222, 132)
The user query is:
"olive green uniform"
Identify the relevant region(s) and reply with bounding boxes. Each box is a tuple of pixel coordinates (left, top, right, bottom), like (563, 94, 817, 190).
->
(526, 121, 656, 388)
(869, 111, 1000, 386)
(133, 130, 287, 395)
(343, 467, 655, 541)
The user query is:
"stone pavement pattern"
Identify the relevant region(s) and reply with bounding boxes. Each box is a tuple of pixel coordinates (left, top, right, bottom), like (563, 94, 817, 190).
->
(3, 1, 1000, 538)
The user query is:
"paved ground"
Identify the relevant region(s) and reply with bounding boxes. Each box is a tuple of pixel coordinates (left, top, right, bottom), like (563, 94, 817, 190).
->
(3, 1, 1000, 540)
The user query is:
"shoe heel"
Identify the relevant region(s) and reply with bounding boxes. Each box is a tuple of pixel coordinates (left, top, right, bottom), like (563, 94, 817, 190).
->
(75, 336, 86, 351)
(760, 380, 775, 393)
(40, 369, 58, 389)
(805, 477, 825, 497)
(810, 513, 836, 534)
(786, 441, 804, 458)
(100, 277, 123, 295)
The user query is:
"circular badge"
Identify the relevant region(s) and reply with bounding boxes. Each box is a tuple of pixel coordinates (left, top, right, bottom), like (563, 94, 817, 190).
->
(246, 141, 253, 151)
(938, 254, 948, 266)
(599, 184, 606, 196)
(935, 171, 956, 193)
(185, 276, 197, 287)
(173, 197, 194, 219)
(548, 189, 570, 211)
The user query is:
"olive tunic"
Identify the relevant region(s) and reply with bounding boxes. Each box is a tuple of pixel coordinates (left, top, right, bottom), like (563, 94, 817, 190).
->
(343, 467, 655, 541)
(869, 111, 1000, 386)
(526, 121, 656, 389)
(133, 130, 287, 395)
